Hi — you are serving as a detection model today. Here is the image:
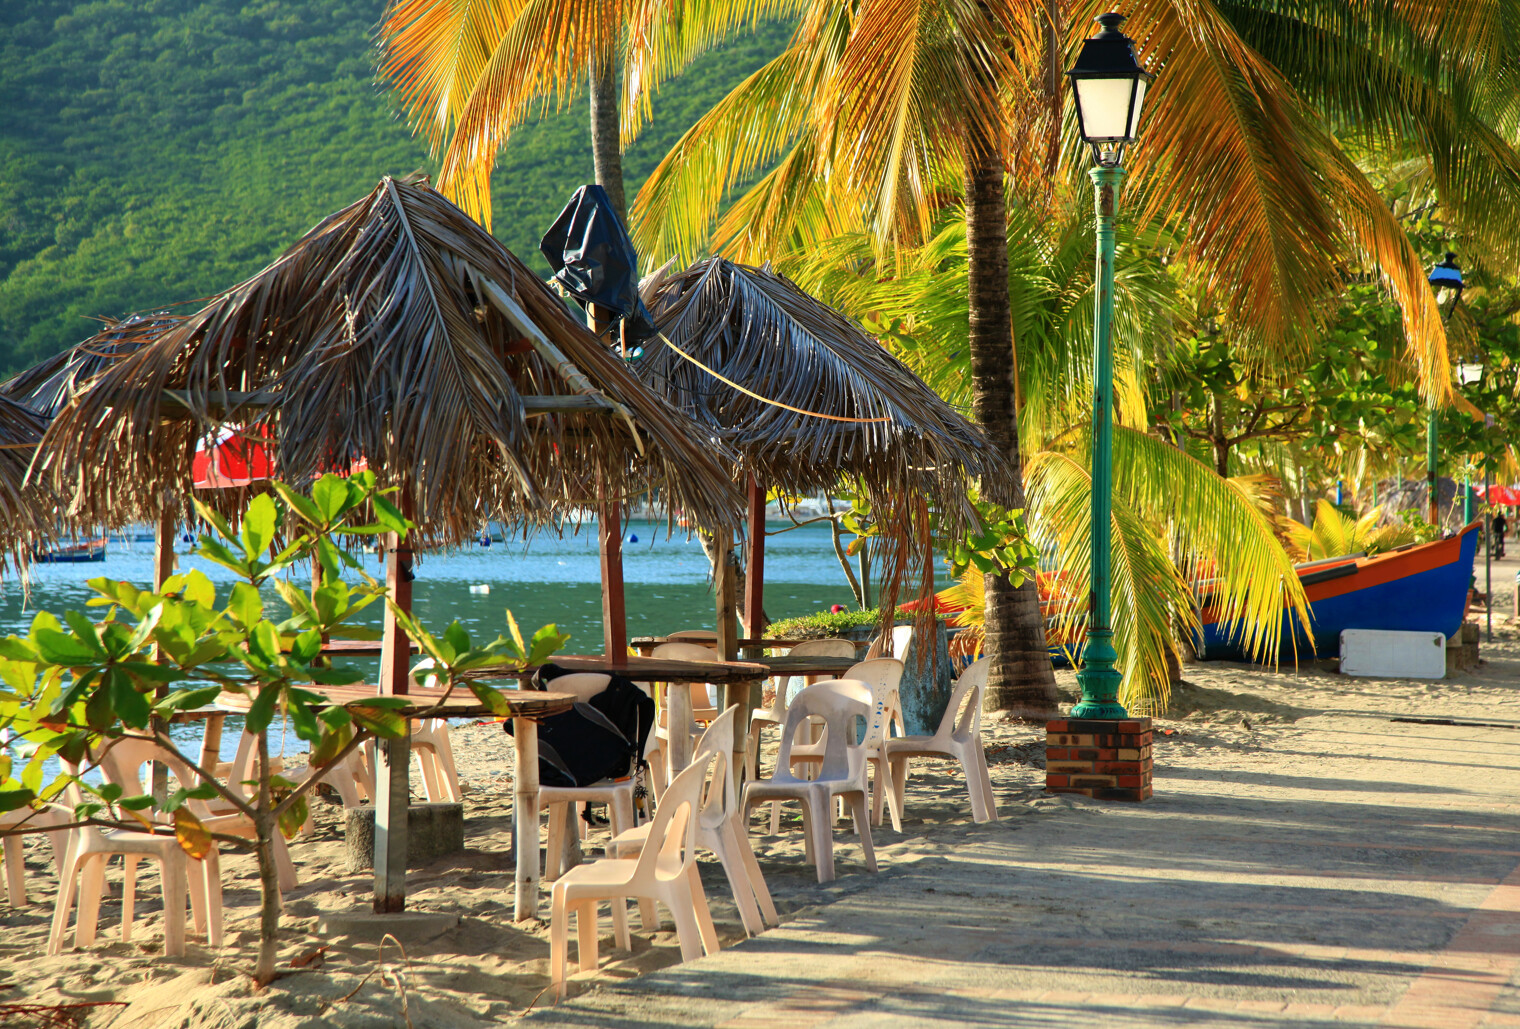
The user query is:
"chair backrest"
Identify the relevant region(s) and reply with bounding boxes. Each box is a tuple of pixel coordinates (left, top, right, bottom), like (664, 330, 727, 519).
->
(632, 750, 715, 885)
(845, 658, 904, 693)
(844, 658, 905, 745)
(778, 679, 872, 782)
(667, 629, 718, 642)
(787, 639, 856, 659)
(691, 706, 737, 825)
(546, 673, 612, 703)
(97, 738, 204, 815)
(940, 657, 990, 742)
(650, 642, 720, 663)
(890, 626, 914, 661)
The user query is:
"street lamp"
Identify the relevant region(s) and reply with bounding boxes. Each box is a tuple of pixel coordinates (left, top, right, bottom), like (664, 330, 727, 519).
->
(1426, 252, 1464, 526)
(1067, 12, 1153, 719)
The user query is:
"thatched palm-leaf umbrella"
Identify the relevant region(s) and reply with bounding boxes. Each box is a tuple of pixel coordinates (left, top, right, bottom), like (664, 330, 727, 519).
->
(40, 178, 740, 544)
(0, 396, 57, 575)
(1, 315, 174, 418)
(638, 258, 1004, 645)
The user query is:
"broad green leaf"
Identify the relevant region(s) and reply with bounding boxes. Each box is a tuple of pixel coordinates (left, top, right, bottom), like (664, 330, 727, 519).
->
(311, 474, 353, 522)
(192, 501, 239, 545)
(287, 697, 319, 742)
(117, 794, 155, 811)
(62, 612, 107, 657)
(278, 795, 308, 840)
(372, 494, 409, 535)
(526, 624, 569, 666)
(33, 629, 100, 666)
(98, 782, 123, 803)
(0, 788, 36, 811)
(228, 582, 263, 628)
(467, 682, 513, 717)
(107, 667, 150, 728)
(504, 609, 526, 659)
(443, 620, 470, 656)
(182, 569, 217, 609)
(272, 481, 324, 527)
(310, 722, 353, 768)
(247, 622, 282, 666)
(347, 704, 407, 739)
(153, 684, 224, 717)
(307, 666, 365, 686)
(289, 629, 322, 665)
(196, 537, 249, 577)
(240, 494, 278, 557)
(246, 684, 281, 735)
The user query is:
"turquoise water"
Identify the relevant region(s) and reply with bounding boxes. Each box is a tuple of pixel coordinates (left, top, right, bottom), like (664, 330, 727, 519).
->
(5, 519, 900, 775)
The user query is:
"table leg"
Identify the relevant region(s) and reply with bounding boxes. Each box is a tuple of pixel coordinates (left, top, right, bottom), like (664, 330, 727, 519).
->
(197, 714, 225, 777)
(669, 682, 694, 774)
(723, 679, 759, 787)
(513, 716, 541, 921)
(373, 735, 410, 914)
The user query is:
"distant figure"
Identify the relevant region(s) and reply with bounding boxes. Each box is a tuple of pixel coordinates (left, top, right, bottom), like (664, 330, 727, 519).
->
(1494, 510, 1508, 558)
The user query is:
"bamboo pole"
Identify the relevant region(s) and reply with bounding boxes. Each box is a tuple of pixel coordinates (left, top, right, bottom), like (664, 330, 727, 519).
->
(373, 532, 414, 914)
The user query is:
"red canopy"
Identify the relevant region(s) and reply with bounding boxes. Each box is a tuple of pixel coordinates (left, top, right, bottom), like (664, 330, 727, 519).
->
(193, 427, 273, 488)
(1476, 484, 1520, 506)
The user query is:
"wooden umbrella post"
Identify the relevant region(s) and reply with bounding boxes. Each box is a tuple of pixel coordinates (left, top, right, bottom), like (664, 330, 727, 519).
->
(744, 478, 767, 643)
(374, 530, 414, 914)
(600, 501, 627, 666)
(151, 506, 178, 805)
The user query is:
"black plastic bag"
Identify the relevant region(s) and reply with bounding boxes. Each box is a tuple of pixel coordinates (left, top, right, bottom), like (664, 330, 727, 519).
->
(539, 185, 656, 343)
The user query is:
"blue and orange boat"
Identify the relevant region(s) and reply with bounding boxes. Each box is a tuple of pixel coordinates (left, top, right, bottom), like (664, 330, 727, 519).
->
(1197, 522, 1480, 661)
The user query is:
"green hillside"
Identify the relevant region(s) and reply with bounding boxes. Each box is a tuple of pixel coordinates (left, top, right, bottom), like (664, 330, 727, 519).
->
(0, 0, 788, 375)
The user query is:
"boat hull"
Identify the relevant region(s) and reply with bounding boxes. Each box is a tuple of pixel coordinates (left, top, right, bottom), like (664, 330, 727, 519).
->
(1199, 524, 1480, 661)
(33, 538, 108, 564)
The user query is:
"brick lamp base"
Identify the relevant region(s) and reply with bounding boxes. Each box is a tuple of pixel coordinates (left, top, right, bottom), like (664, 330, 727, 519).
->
(1045, 717, 1153, 802)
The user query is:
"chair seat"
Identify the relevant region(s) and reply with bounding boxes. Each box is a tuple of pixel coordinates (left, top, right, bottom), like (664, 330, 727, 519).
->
(883, 735, 954, 758)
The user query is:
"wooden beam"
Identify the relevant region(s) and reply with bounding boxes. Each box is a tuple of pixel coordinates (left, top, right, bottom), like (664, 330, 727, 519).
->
(600, 502, 628, 666)
(715, 527, 739, 662)
(374, 531, 414, 914)
(162, 389, 612, 417)
(743, 478, 767, 640)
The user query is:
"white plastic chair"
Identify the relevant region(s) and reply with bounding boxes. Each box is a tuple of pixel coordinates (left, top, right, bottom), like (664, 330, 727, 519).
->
(747, 639, 855, 783)
(48, 769, 202, 956)
(2, 804, 70, 906)
(410, 719, 462, 802)
(743, 679, 878, 883)
(181, 734, 301, 891)
(787, 659, 906, 831)
(667, 629, 718, 644)
(608, 706, 778, 937)
(549, 752, 720, 995)
(886, 657, 998, 823)
(645, 641, 722, 784)
(540, 673, 644, 879)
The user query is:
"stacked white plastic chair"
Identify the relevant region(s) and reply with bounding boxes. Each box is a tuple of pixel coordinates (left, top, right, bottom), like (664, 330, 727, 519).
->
(743, 679, 878, 883)
(886, 657, 998, 822)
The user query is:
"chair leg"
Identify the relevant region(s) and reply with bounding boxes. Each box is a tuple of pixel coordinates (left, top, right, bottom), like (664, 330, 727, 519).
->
(638, 896, 659, 933)
(272, 832, 298, 893)
(611, 897, 631, 951)
(160, 855, 188, 957)
(3, 835, 25, 906)
(435, 732, 462, 802)
(847, 792, 878, 874)
(976, 746, 999, 822)
(203, 850, 224, 946)
(185, 851, 207, 938)
(75, 853, 106, 948)
(804, 797, 833, 883)
(686, 864, 720, 955)
(798, 802, 815, 865)
(576, 900, 599, 974)
(768, 799, 782, 835)
(545, 804, 563, 880)
(890, 756, 909, 816)
(666, 886, 705, 962)
(121, 856, 139, 942)
(729, 818, 779, 927)
(876, 755, 903, 832)
(710, 823, 763, 937)
(549, 889, 570, 995)
(48, 846, 84, 955)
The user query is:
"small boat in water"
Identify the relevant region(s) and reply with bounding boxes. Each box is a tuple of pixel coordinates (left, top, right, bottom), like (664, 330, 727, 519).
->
(34, 537, 108, 563)
(1197, 523, 1480, 660)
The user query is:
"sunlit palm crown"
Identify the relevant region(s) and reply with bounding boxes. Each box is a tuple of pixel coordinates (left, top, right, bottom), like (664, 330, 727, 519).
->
(634, 0, 1520, 401)
(36, 178, 744, 544)
(378, 0, 790, 227)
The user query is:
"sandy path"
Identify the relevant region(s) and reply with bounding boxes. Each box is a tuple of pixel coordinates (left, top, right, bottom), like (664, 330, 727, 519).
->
(2, 605, 1518, 1027)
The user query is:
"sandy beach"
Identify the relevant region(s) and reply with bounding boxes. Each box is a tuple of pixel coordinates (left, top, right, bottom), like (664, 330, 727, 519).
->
(2, 576, 1518, 1027)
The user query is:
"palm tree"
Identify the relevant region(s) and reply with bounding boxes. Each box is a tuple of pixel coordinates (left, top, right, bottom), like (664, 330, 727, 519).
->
(377, 0, 762, 224)
(630, 0, 1520, 712)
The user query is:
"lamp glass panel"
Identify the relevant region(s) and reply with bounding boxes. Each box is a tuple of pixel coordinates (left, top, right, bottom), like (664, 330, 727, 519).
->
(1126, 78, 1148, 138)
(1074, 76, 1139, 140)
(1458, 363, 1484, 385)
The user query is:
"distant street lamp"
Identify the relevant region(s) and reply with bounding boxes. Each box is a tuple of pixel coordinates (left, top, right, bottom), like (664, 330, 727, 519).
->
(1458, 361, 1483, 524)
(1427, 252, 1464, 526)
(1067, 12, 1154, 719)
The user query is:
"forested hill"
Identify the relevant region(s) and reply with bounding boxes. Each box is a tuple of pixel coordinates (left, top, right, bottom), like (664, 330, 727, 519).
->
(0, 1, 788, 375)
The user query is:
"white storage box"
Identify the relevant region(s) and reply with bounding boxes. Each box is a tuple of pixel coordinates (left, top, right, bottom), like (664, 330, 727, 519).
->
(1340, 629, 1446, 679)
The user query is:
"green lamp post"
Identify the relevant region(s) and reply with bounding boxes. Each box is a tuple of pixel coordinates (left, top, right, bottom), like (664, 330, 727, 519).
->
(1427, 252, 1464, 527)
(1067, 12, 1154, 719)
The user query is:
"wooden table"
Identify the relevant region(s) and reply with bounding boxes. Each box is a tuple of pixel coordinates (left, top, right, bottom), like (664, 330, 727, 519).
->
(218, 683, 572, 921)
(629, 636, 823, 656)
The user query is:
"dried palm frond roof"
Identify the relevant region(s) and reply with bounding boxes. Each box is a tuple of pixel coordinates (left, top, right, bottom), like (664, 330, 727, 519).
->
(1, 314, 175, 417)
(0, 396, 58, 574)
(38, 177, 743, 543)
(638, 258, 1003, 514)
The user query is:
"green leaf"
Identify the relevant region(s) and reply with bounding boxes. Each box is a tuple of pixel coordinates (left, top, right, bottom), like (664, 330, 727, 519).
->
(192, 501, 239, 546)
(467, 682, 513, 717)
(107, 667, 150, 728)
(287, 697, 319, 742)
(346, 703, 407, 739)
(372, 494, 409, 535)
(504, 609, 526, 659)
(240, 493, 278, 557)
(117, 794, 155, 811)
(153, 684, 224, 717)
(246, 683, 281, 735)
(247, 621, 282, 666)
(288, 629, 322, 665)
(307, 666, 365, 686)
(33, 629, 100, 666)
(228, 582, 263, 628)
(0, 788, 37, 812)
(310, 722, 353, 768)
(526, 624, 569, 665)
(182, 570, 217, 609)
(277, 796, 308, 840)
(196, 537, 249, 577)
(272, 481, 324, 527)
(311, 474, 354, 522)
(443, 620, 469, 656)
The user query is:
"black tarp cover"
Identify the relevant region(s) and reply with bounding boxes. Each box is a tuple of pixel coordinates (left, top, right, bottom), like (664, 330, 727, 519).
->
(539, 185, 655, 341)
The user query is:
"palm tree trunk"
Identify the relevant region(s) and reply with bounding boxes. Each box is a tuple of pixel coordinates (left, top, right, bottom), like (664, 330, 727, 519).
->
(589, 48, 627, 222)
(964, 129, 1061, 717)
